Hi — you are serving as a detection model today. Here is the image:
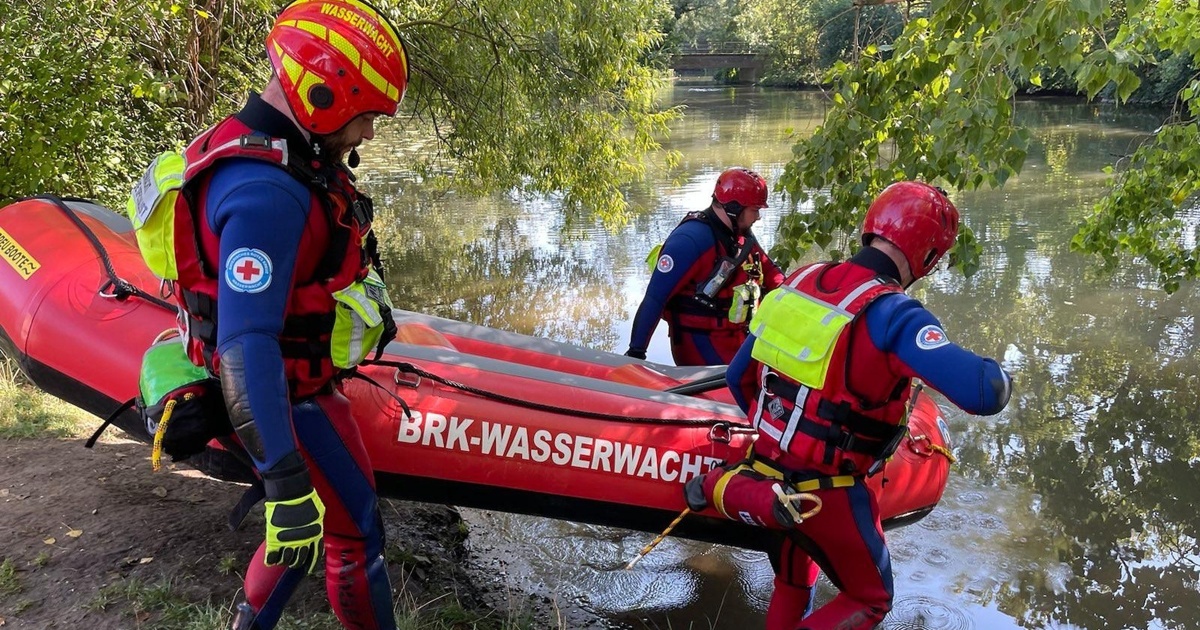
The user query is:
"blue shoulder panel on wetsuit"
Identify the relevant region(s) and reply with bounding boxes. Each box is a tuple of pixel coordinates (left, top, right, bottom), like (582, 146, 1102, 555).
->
(629, 221, 716, 351)
(864, 293, 1010, 415)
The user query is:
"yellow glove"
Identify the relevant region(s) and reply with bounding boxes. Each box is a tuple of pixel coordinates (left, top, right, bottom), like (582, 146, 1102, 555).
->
(261, 453, 325, 574)
(264, 488, 326, 573)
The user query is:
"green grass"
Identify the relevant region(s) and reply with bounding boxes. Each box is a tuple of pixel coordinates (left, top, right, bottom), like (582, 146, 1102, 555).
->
(1, 358, 553, 630)
(0, 558, 22, 598)
(31, 551, 50, 568)
(0, 356, 94, 439)
(84, 576, 547, 630)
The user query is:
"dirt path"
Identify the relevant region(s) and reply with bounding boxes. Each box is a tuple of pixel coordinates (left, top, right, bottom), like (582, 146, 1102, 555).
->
(0, 436, 504, 629)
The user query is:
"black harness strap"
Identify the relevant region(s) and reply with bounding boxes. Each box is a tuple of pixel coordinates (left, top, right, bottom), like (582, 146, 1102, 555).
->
(765, 374, 905, 463)
(84, 396, 138, 449)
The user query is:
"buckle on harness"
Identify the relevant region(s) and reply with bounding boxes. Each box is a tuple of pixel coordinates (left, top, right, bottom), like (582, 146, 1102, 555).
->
(238, 134, 271, 150)
(866, 425, 910, 476)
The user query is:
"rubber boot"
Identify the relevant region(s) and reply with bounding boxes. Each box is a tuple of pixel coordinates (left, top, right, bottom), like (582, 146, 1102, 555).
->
(229, 601, 261, 630)
(764, 576, 813, 630)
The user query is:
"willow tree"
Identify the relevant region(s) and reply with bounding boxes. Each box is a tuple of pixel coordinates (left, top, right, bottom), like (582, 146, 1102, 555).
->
(775, 0, 1200, 290)
(0, 0, 676, 221)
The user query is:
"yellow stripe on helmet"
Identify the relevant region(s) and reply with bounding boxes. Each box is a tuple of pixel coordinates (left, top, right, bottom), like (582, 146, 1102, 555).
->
(359, 61, 390, 99)
(340, 0, 405, 61)
(327, 29, 361, 66)
(295, 19, 327, 39)
(296, 72, 324, 115)
(277, 50, 305, 86)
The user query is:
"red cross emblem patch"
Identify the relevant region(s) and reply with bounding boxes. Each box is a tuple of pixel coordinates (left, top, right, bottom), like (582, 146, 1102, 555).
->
(916, 325, 949, 350)
(224, 247, 273, 294)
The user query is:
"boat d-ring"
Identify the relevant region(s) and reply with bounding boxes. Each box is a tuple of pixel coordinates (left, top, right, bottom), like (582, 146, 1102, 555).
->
(708, 421, 757, 444)
(708, 422, 733, 444)
(394, 369, 421, 389)
(97, 279, 131, 300)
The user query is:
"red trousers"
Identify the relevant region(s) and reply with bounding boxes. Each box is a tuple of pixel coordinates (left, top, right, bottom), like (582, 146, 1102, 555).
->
(244, 392, 394, 630)
(699, 466, 893, 629)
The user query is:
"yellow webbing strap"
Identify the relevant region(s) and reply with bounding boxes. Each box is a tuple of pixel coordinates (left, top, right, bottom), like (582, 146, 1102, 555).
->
(150, 398, 178, 472)
(710, 463, 754, 519)
(748, 460, 857, 493)
(711, 459, 856, 525)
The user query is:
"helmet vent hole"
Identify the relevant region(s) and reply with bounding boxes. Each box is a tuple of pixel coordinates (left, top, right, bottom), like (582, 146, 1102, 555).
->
(924, 250, 938, 267)
(308, 84, 334, 110)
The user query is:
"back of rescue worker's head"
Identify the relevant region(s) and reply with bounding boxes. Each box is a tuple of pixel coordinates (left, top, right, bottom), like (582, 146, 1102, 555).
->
(861, 181, 959, 280)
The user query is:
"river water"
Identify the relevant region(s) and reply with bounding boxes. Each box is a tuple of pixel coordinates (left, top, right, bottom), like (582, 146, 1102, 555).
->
(358, 86, 1200, 629)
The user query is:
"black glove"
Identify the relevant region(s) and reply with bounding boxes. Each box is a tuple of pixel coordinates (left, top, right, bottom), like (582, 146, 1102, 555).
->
(624, 348, 647, 360)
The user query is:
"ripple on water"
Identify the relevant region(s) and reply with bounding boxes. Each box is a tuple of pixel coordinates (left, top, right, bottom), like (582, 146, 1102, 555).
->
(956, 491, 986, 505)
(886, 595, 975, 630)
(974, 514, 1004, 530)
(919, 510, 968, 532)
(921, 548, 951, 567)
(889, 539, 918, 563)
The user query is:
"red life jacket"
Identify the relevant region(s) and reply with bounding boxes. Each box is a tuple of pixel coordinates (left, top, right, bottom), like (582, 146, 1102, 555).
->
(750, 262, 910, 476)
(665, 211, 768, 335)
(172, 116, 370, 399)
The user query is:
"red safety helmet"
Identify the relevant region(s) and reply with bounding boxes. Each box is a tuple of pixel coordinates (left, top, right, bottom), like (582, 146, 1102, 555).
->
(861, 181, 960, 279)
(713, 168, 769, 214)
(266, 0, 410, 134)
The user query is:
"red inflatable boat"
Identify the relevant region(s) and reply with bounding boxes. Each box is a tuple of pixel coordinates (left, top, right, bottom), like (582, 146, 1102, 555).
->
(0, 196, 954, 551)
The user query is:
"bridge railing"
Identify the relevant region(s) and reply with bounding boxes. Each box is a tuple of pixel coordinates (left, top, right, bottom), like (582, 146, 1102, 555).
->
(676, 42, 764, 56)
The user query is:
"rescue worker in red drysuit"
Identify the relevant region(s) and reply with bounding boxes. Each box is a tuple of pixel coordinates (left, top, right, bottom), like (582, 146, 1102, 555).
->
(162, 2, 408, 628)
(626, 168, 785, 365)
(684, 182, 1013, 629)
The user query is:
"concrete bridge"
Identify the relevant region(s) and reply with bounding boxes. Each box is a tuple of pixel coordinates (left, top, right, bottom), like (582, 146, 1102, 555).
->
(671, 42, 766, 83)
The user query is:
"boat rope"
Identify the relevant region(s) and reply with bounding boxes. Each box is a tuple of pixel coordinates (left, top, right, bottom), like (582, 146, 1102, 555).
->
(908, 434, 957, 463)
(344, 369, 413, 421)
(151, 397, 180, 472)
(362, 358, 757, 430)
(34, 194, 176, 312)
(623, 507, 691, 570)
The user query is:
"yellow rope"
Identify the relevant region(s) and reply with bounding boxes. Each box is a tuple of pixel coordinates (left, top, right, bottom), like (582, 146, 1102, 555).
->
(150, 398, 177, 472)
(926, 443, 957, 463)
(623, 507, 691, 570)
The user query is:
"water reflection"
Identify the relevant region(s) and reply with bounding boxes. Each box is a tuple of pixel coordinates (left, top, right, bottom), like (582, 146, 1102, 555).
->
(359, 86, 1200, 628)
